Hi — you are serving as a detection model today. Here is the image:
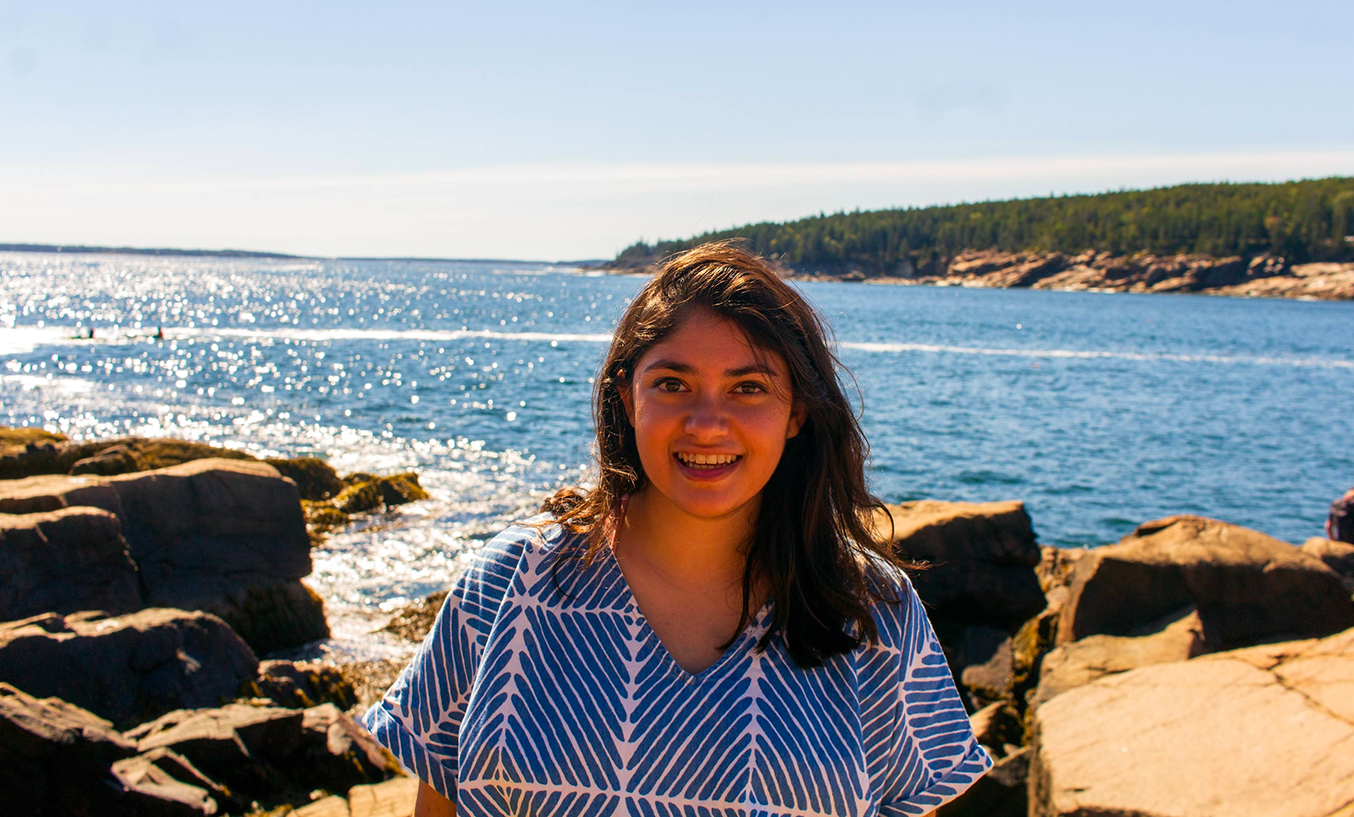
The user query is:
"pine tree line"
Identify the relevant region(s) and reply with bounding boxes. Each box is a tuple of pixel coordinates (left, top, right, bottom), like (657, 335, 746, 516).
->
(612, 177, 1354, 274)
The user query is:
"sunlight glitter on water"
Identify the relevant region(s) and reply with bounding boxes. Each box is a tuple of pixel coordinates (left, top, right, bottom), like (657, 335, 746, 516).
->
(5, 251, 1354, 659)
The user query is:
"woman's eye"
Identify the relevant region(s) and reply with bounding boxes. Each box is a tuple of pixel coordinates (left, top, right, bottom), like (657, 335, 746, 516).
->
(733, 381, 768, 395)
(655, 378, 685, 392)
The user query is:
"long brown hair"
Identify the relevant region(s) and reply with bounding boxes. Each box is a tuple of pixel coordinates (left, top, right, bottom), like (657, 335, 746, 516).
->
(542, 240, 905, 668)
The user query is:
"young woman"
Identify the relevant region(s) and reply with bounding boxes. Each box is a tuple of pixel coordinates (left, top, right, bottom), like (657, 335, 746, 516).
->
(364, 242, 991, 816)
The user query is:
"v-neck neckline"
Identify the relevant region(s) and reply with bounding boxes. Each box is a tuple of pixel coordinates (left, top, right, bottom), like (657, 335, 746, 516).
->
(605, 542, 772, 685)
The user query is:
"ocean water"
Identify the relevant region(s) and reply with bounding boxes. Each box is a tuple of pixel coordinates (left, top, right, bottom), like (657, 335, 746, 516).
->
(3, 251, 1352, 658)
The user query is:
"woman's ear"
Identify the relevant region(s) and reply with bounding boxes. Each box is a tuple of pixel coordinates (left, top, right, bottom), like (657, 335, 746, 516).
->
(786, 401, 808, 439)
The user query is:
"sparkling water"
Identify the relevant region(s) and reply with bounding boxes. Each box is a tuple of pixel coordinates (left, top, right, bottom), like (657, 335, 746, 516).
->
(3, 252, 1352, 658)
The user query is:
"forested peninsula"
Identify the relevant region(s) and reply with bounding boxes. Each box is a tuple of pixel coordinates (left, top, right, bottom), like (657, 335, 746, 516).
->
(608, 177, 1354, 299)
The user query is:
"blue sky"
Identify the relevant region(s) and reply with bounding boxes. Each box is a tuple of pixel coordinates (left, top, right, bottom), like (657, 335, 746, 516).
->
(2, 1, 1351, 259)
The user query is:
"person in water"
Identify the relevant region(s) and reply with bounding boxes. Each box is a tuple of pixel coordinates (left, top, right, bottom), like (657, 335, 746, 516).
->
(363, 242, 991, 816)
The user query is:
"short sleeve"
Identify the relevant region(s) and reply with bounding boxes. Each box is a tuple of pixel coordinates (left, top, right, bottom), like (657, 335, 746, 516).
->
(361, 526, 531, 800)
(864, 571, 993, 816)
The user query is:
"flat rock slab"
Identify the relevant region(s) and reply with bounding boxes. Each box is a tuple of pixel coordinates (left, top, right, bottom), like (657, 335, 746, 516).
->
(294, 795, 352, 817)
(1035, 607, 1207, 705)
(0, 608, 257, 729)
(290, 779, 421, 817)
(0, 505, 142, 621)
(1031, 626, 1354, 817)
(1059, 514, 1354, 647)
(347, 777, 420, 817)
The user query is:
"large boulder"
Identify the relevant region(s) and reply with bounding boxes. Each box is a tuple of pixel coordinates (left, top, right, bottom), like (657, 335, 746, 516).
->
(881, 500, 1045, 631)
(0, 506, 142, 620)
(129, 702, 305, 796)
(1058, 515, 1354, 648)
(0, 458, 328, 652)
(1029, 626, 1354, 817)
(1034, 606, 1207, 705)
(0, 609, 258, 729)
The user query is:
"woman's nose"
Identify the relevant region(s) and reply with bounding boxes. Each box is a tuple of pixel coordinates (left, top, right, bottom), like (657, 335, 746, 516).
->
(685, 392, 729, 437)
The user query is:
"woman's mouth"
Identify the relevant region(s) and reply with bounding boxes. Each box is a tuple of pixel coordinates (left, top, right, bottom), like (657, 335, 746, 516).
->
(674, 452, 742, 470)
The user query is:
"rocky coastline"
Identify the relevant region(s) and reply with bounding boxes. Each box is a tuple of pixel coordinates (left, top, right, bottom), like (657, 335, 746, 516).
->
(0, 428, 427, 816)
(866, 249, 1354, 300)
(3, 425, 1353, 815)
(613, 249, 1354, 300)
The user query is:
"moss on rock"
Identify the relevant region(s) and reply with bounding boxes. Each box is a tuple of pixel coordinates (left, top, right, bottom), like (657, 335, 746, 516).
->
(266, 457, 344, 501)
(378, 473, 428, 506)
(335, 480, 384, 515)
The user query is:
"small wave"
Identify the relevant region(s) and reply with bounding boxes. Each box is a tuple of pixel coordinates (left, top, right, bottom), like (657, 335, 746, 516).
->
(0, 326, 77, 356)
(839, 341, 1354, 370)
(1, 374, 99, 395)
(175, 327, 614, 344)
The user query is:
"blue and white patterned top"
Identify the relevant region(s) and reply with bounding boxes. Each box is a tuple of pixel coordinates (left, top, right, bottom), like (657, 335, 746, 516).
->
(363, 520, 991, 816)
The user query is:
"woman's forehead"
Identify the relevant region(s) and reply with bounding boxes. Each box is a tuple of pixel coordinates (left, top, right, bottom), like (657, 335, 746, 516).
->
(637, 310, 787, 374)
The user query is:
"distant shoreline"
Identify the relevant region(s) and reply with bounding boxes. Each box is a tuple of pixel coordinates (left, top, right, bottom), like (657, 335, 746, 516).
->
(0, 243, 593, 266)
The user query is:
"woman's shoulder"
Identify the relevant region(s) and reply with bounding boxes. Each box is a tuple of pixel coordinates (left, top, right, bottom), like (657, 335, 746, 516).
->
(856, 553, 926, 649)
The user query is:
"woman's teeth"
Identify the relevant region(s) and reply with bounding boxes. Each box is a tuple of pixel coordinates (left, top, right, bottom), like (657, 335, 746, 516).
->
(676, 452, 740, 468)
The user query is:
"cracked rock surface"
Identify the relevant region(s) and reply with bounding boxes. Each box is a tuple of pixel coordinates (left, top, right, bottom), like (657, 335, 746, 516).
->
(1030, 626, 1354, 817)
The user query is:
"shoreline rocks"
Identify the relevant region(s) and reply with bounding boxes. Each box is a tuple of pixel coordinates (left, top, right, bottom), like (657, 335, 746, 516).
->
(864, 249, 1354, 300)
(0, 608, 259, 729)
(611, 248, 1354, 299)
(0, 506, 142, 620)
(0, 458, 329, 654)
(6, 423, 1353, 815)
(0, 427, 435, 815)
(0, 681, 406, 817)
(1057, 515, 1354, 648)
(881, 500, 1044, 711)
(1029, 626, 1354, 817)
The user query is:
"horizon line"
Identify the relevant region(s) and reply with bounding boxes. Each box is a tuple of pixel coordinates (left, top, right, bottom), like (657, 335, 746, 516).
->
(5, 168, 1348, 264)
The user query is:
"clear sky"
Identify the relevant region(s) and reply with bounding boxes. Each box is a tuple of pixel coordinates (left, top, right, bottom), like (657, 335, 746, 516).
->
(2, 1, 1352, 260)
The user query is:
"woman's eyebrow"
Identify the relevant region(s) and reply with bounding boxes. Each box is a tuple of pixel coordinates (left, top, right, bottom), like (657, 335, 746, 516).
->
(641, 359, 777, 377)
(726, 363, 777, 377)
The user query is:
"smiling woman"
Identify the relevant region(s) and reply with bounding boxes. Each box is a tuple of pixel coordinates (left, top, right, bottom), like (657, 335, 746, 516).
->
(363, 242, 992, 816)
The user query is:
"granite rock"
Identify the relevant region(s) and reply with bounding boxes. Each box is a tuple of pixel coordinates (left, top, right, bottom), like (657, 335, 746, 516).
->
(0, 458, 328, 653)
(0, 608, 258, 729)
(1058, 515, 1354, 648)
(0, 506, 142, 621)
(881, 500, 1045, 631)
(1029, 626, 1354, 817)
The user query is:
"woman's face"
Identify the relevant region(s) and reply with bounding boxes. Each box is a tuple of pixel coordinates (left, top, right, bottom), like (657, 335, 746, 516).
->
(620, 309, 806, 523)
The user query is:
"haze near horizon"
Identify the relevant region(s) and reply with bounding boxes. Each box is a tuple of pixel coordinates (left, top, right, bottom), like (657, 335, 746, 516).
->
(2, 0, 1351, 260)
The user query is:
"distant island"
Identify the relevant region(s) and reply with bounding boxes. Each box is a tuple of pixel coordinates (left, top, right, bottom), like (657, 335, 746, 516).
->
(0, 243, 580, 266)
(606, 177, 1354, 300)
(0, 243, 308, 259)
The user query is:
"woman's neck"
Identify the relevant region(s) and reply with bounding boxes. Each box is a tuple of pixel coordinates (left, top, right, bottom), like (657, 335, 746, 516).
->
(618, 487, 757, 589)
